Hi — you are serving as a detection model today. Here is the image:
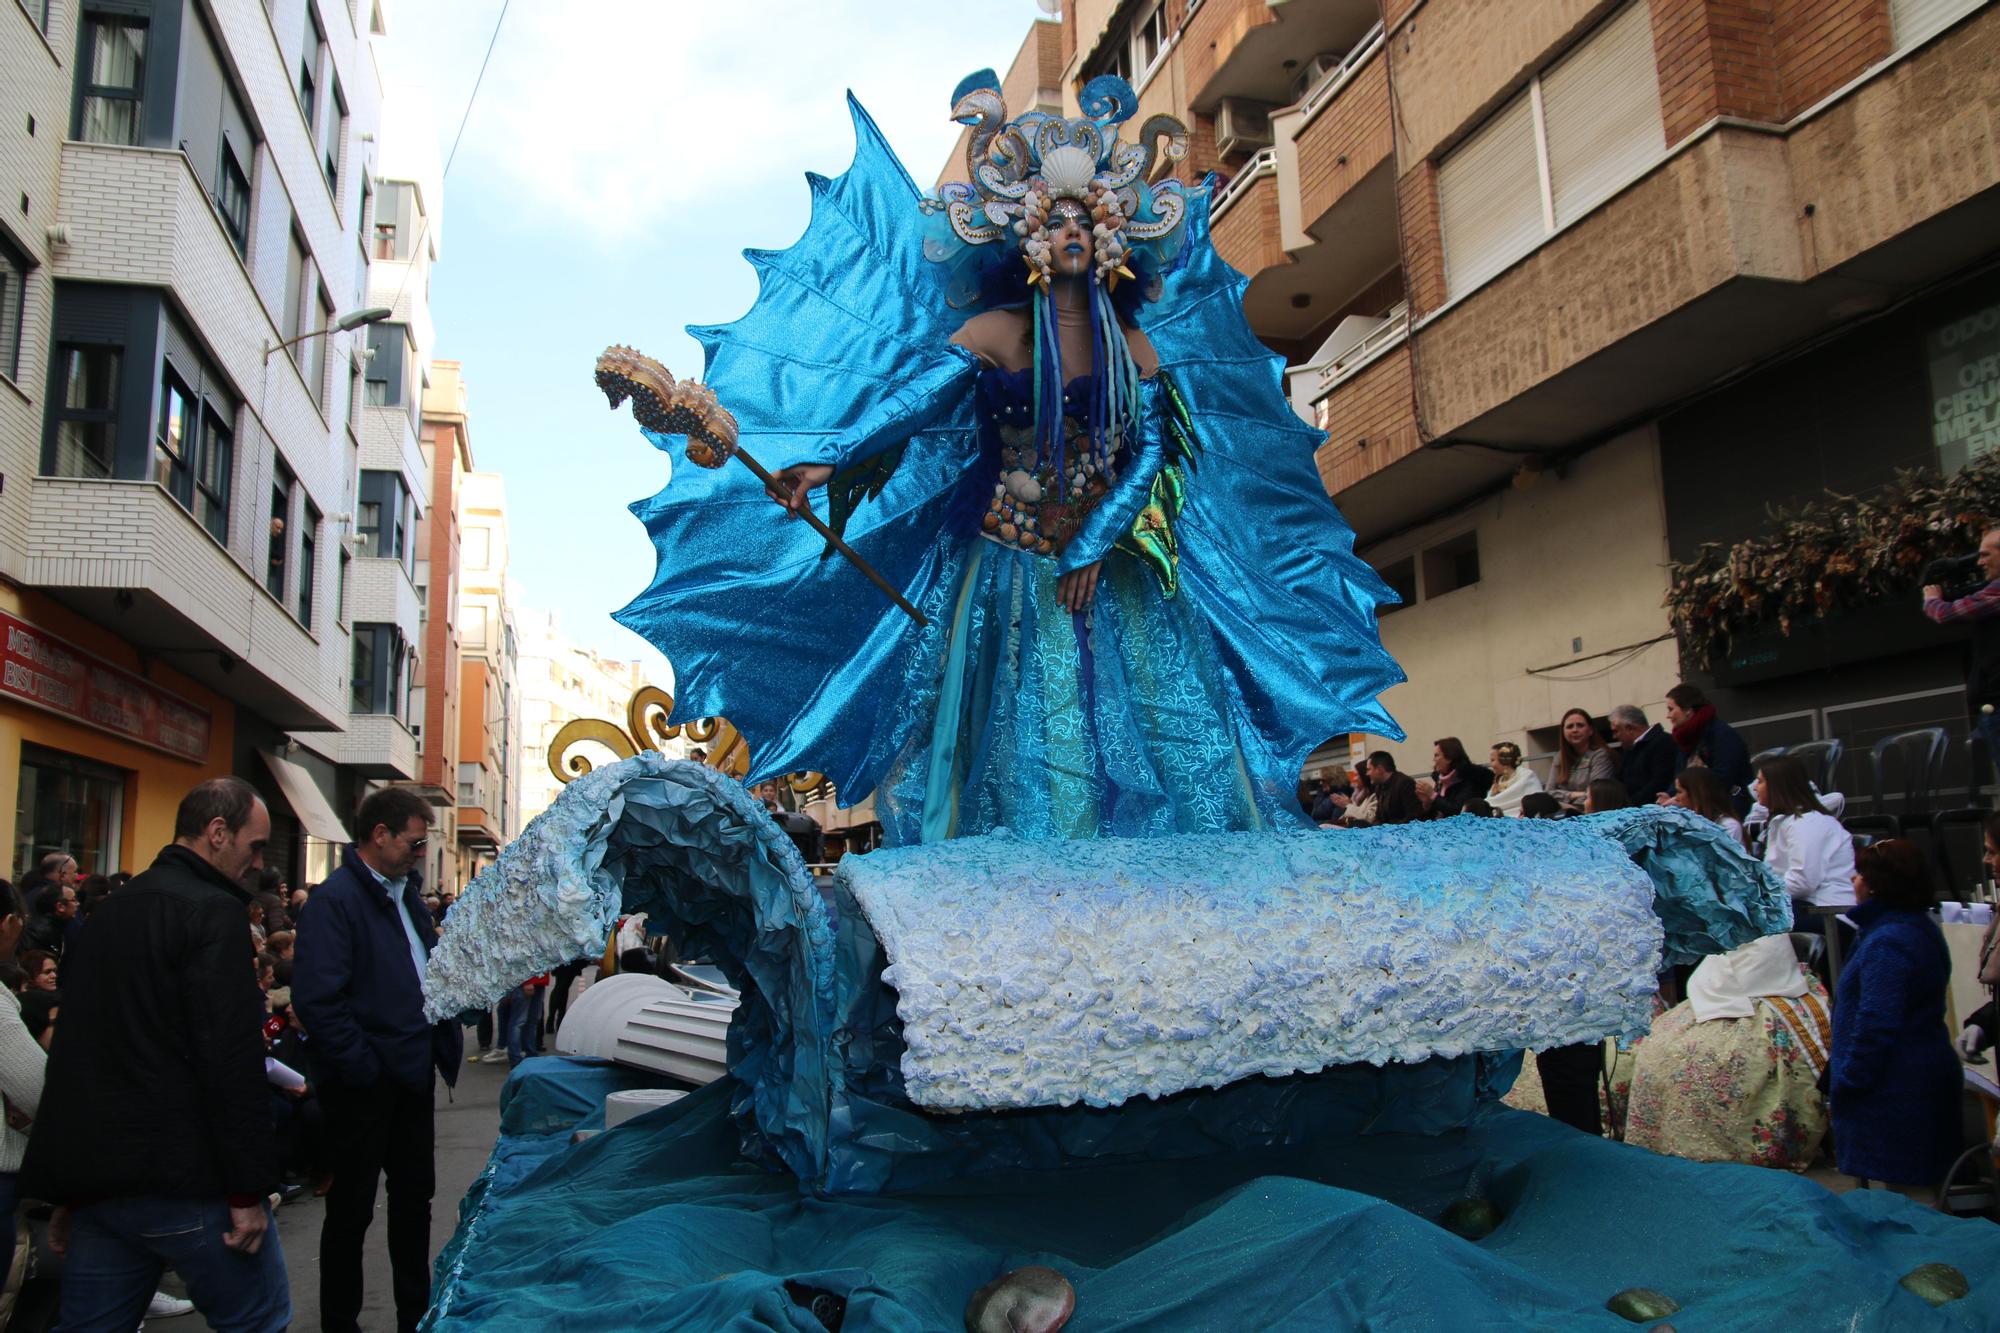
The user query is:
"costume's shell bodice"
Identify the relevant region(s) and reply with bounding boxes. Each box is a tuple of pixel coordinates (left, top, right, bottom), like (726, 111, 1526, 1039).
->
(975, 368, 1122, 559)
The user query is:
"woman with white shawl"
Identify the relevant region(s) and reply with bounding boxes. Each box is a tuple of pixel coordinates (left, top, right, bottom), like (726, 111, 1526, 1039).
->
(1620, 933, 1831, 1169)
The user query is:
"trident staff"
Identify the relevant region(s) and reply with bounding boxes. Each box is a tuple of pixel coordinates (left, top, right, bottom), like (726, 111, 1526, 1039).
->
(594, 346, 928, 628)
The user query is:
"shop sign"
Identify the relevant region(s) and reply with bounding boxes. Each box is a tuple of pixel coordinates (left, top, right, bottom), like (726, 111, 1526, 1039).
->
(1930, 300, 2000, 475)
(0, 611, 211, 762)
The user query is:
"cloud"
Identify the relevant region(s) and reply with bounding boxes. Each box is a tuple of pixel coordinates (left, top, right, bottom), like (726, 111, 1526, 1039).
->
(391, 0, 1039, 246)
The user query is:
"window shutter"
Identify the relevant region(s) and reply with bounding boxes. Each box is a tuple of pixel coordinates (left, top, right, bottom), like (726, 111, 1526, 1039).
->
(1890, 0, 1985, 50)
(1437, 94, 1544, 299)
(1541, 2, 1664, 229)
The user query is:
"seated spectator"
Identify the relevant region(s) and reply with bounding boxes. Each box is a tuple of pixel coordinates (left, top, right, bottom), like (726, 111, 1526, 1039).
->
(1584, 779, 1631, 813)
(1830, 839, 1959, 1196)
(1757, 756, 1854, 912)
(1365, 753, 1424, 826)
(1462, 798, 1497, 818)
(1413, 777, 1437, 819)
(1548, 709, 1615, 814)
(1666, 684, 1754, 814)
(1958, 813, 2000, 1062)
(1609, 704, 1679, 808)
(1430, 737, 1494, 817)
(1485, 743, 1544, 817)
(15, 951, 55, 995)
(1519, 792, 1563, 820)
(1672, 767, 1745, 847)
(1621, 933, 1829, 1169)
(1336, 768, 1378, 827)
(1308, 780, 1342, 825)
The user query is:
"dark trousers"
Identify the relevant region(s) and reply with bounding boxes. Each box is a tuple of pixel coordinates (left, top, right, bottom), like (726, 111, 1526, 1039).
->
(318, 1077, 435, 1333)
(1536, 1043, 1604, 1137)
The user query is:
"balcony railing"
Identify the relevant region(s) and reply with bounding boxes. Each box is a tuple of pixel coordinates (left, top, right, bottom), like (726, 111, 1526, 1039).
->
(1210, 146, 1277, 224)
(1297, 22, 1385, 128)
(1314, 303, 1409, 414)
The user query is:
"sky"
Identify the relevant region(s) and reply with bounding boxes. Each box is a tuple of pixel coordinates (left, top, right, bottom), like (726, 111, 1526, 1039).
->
(381, 1, 1047, 679)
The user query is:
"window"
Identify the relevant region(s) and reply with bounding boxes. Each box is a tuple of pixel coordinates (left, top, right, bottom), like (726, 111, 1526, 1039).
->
(303, 288, 332, 407)
(216, 146, 250, 257)
(49, 345, 120, 479)
(1420, 530, 1481, 598)
(299, 7, 324, 129)
(321, 75, 346, 196)
(463, 526, 490, 570)
(195, 406, 231, 543)
(268, 462, 294, 601)
(1374, 556, 1415, 617)
(457, 762, 480, 805)
(300, 502, 320, 627)
(79, 16, 146, 145)
(1436, 2, 1662, 299)
(0, 234, 26, 383)
(154, 365, 195, 508)
(14, 744, 124, 881)
(364, 321, 410, 406)
(357, 469, 412, 564)
(282, 230, 307, 347)
(350, 623, 410, 715)
(462, 603, 488, 648)
(1086, 1, 1168, 87)
(33, 0, 52, 36)
(1892, 0, 1983, 50)
(372, 182, 421, 262)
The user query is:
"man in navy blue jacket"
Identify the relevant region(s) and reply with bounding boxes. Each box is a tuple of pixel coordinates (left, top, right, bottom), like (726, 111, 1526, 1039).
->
(293, 787, 462, 1333)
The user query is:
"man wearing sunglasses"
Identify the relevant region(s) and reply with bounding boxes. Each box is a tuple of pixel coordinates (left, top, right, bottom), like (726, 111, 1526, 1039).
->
(294, 786, 463, 1333)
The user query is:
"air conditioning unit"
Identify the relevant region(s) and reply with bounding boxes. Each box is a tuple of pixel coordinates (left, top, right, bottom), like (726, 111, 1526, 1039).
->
(1289, 51, 1343, 103)
(1215, 97, 1275, 156)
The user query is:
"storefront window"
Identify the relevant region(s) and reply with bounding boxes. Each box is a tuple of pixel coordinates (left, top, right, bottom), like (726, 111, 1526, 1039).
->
(1930, 299, 2000, 476)
(13, 744, 125, 878)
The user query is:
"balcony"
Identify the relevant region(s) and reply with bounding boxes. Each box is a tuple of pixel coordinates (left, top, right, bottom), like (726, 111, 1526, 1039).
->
(1334, 4, 2000, 544)
(348, 557, 423, 641)
(1185, 0, 1382, 112)
(1312, 341, 1419, 498)
(22, 478, 344, 731)
(1282, 27, 1390, 244)
(1209, 149, 1284, 278)
(340, 712, 418, 779)
(1287, 303, 1407, 422)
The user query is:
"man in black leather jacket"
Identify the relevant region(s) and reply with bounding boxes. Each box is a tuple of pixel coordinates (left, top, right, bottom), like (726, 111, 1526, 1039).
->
(20, 777, 287, 1331)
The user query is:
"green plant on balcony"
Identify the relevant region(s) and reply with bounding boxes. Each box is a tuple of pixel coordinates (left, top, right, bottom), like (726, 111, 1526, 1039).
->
(1666, 453, 2000, 670)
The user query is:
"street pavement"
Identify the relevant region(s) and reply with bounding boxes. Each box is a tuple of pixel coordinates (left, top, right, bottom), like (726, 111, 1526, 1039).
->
(175, 1031, 505, 1332)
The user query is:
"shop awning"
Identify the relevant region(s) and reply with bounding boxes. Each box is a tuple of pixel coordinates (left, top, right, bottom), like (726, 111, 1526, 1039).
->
(260, 750, 350, 844)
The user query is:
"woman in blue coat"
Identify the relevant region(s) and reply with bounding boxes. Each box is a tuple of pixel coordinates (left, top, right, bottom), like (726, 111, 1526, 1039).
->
(1828, 838, 1962, 1189)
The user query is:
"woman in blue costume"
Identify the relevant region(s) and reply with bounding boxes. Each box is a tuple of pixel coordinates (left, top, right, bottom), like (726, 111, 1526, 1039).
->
(607, 72, 1403, 845)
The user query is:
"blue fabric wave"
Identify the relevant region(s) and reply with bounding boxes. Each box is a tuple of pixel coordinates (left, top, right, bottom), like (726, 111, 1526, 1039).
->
(1577, 805, 1793, 965)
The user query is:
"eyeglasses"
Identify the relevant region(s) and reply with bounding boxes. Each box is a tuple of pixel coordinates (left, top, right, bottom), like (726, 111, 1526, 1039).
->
(405, 836, 429, 851)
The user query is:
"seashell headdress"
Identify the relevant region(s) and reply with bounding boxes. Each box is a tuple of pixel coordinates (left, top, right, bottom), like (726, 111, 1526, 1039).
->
(922, 72, 1191, 305)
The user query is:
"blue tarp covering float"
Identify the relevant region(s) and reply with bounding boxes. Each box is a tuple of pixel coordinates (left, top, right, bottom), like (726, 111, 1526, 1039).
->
(420, 756, 2000, 1329)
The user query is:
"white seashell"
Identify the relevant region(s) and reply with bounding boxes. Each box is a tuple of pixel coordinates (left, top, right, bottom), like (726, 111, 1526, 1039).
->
(1039, 145, 1097, 196)
(1004, 469, 1042, 504)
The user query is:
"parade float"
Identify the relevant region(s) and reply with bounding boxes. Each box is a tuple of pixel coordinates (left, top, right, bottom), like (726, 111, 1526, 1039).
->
(419, 75, 2000, 1330)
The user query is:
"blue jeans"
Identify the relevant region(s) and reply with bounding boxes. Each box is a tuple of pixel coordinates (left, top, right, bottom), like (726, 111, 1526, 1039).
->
(58, 1196, 288, 1333)
(502, 985, 536, 1066)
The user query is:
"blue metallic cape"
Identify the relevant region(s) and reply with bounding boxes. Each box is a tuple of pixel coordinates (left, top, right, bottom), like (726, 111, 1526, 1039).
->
(613, 95, 1403, 806)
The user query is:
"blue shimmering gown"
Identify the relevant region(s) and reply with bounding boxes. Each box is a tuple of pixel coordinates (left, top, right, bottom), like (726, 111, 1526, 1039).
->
(614, 99, 1405, 844)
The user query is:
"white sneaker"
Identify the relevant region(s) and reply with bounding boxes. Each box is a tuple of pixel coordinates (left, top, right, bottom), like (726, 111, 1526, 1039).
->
(147, 1291, 194, 1319)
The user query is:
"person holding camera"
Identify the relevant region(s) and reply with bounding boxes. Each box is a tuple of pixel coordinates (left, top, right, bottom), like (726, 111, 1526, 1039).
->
(1922, 526, 2000, 763)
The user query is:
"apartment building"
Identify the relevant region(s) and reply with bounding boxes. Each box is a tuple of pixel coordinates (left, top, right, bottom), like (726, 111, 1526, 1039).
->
(516, 607, 655, 828)
(406, 356, 469, 888)
(454, 467, 519, 886)
(976, 0, 2000, 796)
(0, 0, 414, 881)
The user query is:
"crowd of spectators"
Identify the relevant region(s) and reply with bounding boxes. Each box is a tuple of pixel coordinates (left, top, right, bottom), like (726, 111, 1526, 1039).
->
(1300, 683, 1981, 1199)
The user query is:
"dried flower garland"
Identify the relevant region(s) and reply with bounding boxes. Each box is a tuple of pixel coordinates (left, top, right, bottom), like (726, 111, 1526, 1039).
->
(1666, 453, 2000, 671)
